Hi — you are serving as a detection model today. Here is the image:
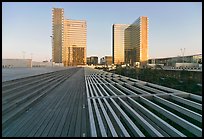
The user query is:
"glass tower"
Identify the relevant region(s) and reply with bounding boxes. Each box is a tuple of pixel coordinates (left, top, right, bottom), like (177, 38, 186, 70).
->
(52, 8, 87, 66)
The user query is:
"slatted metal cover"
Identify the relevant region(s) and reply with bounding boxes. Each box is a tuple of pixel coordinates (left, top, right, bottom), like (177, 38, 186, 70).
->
(84, 67, 202, 137)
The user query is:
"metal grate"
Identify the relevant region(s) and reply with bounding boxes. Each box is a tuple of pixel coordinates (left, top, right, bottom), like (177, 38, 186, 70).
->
(84, 67, 202, 137)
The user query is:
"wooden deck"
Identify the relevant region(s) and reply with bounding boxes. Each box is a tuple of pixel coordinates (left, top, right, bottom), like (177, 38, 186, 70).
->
(2, 67, 89, 137)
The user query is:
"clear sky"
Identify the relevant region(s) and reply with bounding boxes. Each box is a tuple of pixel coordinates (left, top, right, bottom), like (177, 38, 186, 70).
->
(2, 2, 202, 62)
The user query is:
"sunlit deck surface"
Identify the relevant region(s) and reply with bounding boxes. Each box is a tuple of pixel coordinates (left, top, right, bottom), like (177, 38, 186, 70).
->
(2, 67, 68, 82)
(2, 67, 202, 137)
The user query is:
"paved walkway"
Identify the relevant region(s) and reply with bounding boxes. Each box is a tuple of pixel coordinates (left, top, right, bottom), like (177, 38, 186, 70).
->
(2, 67, 69, 82)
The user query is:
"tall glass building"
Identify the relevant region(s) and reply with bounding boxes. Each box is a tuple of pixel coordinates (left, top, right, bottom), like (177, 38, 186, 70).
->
(63, 19, 87, 66)
(113, 16, 149, 67)
(132, 16, 149, 67)
(112, 24, 130, 65)
(52, 8, 87, 66)
(52, 8, 64, 63)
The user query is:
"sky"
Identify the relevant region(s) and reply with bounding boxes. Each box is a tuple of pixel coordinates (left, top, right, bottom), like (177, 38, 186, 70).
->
(2, 2, 202, 62)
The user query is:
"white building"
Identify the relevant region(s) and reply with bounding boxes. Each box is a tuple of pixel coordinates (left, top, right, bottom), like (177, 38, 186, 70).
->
(2, 59, 32, 68)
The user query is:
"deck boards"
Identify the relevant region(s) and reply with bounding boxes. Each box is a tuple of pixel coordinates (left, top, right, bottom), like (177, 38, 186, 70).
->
(2, 67, 89, 137)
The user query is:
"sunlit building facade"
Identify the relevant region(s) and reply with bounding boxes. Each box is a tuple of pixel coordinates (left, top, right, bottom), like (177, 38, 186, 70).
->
(112, 24, 129, 65)
(113, 16, 149, 67)
(124, 25, 133, 65)
(100, 56, 112, 65)
(52, 8, 87, 66)
(63, 20, 86, 66)
(52, 8, 64, 63)
(131, 16, 149, 67)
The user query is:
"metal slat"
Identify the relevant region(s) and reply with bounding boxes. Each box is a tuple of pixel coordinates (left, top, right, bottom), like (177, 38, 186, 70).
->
(104, 82, 163, 137)
(124, 83, 151, 95)
(147, 82, 189, 94)
(119, 78, 135, 85)
(87, 78, 107, 137)
(97, 69, 202, 105)
(85, 76, 97, 137)
(128, 78, 146, 84)
(85, 68, 203, 137)
(115, 83, 142, 95)
(140, 97, 202, 137)
(153, 95, 202, 122)
(127, 97, 186, 137)
(91, 76, 131, 137)
(114, 77, 135, 85)
(92, 75, 144, 137)
(135, 83, 168, 94)
(119, 78, 168, 94)
(109, 97, 145, 137)
(119, 98, 163, 137)
(104, 79, 186, 137)
(170, 94, 202, 111)
(189, 94, 202, 102)
(98, 79, 145, 137)
(89, 76, 118, 137)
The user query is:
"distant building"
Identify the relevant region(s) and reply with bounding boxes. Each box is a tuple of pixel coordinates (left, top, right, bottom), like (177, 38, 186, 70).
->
(86, 57, 91, 65)
(2, 59, 32, 68)
(87, 56, 98, 65)
(32, 61, 63, 67)
(52, 8, 87, 66)
(100, 56, 112, 65)
(148, 54, 202, 67)
(113, 16, 149, 67)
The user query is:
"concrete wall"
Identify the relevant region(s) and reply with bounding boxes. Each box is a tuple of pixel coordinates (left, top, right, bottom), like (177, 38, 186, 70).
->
(2, 59, 32, 68)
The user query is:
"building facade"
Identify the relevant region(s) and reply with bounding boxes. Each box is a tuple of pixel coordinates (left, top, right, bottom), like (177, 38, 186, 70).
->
(100, 56, 112, 65)
(132, 16, 149, 66)
(113, 16, 149, 67)
(112, 24, 129, 65)
(87, 56, 98, 65)
(86, 57, 91, 65)
(52, 8, 87, 66)
(2, 59, 32, 68)
(63, 19, 87, 66)
(52, 8, 64, 63)
(148, 54, 202, 67)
